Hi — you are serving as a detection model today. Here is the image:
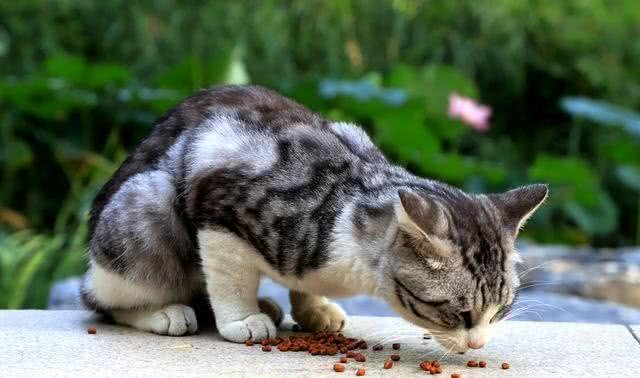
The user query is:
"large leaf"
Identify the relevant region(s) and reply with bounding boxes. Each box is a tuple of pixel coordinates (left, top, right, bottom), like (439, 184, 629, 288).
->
(372, 108, 440, 164)
(560, 97, 640, 137)
(562, 190, 618, 235)
(422, 153, 477, 183)
(45, 55, 87, 84)
(86, 63, 131, 88)
(3, 139, 33, 170)
(528, 154, 600, 206)
(320, 74, 407, 107)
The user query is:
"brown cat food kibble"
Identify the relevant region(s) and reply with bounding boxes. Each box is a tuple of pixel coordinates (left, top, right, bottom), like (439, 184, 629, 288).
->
(261, 345, 272, 352)
(372, 344, 383, 351)
(354, 353, 366, 362)
(467, 360, 478, 367)
(390, 354, 400, 361)
(334, 364, 346, 372)
(501, 362, 510, 370)
(451, 374, 461, 378)
(356, 369, 366, 376)
(340, 357, 348, 363)
(87, 326, 97, 334)
(383, 360, 393, 369)
(392, 343, 400, 350)
(479, 361, 487, 368)
(432, 361, 441, 368)
(252, 332, 369, 360)
(245, 340, 254, 347)
(420, 361, 432, 371)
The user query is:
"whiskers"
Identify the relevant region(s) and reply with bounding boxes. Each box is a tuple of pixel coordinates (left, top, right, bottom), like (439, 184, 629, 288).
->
(517, 260, 557, 280)
(356, 328, 460, 360)
(516, 280, 556, 292)
(500, 299, 574, 322)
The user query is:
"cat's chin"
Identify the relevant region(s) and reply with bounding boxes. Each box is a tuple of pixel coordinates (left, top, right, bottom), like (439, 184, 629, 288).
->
(432, 332, 469, 353)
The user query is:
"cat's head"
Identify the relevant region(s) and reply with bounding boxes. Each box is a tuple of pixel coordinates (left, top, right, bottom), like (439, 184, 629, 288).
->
(384, 184, 548, 353)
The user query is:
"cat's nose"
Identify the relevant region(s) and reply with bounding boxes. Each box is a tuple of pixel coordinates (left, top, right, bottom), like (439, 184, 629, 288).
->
(467, 340, 485, 349)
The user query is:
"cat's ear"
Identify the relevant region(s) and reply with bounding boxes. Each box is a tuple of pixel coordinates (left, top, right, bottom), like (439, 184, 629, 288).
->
(489, 184, 548, 236)
(396, 189, 453, 258)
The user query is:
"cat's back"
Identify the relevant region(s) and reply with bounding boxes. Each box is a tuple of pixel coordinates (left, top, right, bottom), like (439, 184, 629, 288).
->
(89, 85, 325, 233)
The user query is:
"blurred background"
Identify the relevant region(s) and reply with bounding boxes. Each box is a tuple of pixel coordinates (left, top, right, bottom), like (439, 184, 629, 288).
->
(1, 0, 640, 323)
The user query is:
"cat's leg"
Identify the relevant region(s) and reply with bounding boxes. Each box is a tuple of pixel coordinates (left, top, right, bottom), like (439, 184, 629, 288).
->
(258, 297, 284, 326)
(85, 170, 201, 336)
(83, 263, 198, 336)
(290, 291, 347, 332)
(198, 229, 277, 342)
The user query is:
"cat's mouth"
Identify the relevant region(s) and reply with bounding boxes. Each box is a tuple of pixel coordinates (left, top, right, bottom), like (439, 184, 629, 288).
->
(430, 326, 492, 353)
(432, 330, 470, 353)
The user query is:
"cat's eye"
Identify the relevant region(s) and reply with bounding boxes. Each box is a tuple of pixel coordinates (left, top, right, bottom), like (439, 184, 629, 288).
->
(460, 311, 473, 329)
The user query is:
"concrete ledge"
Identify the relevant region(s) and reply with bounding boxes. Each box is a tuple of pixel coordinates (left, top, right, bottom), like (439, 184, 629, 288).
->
(1, 311, 639, 377)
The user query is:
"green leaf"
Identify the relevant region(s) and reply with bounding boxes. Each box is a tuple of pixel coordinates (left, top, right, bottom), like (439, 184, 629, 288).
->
(528, 154, 600, 206)
(372, 108, 440, 165)
(4, 140, 33, 170)
(422, 153, 476, 183)
(45, 55, 87, 84)
(86, 63, 130, 88)
(616, 165, 640, 192)
(529, 155, 596, 185)
(562, 190, 618, 235)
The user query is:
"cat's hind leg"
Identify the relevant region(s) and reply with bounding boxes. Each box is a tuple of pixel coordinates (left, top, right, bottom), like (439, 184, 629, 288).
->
(198, 229, 277, 342)
(83, 263, 199, 336)
(85, 170, 201, 336)
(290, 290, 347, 332)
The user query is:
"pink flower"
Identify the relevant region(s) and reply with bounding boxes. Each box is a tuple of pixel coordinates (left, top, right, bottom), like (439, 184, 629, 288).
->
(448, 93, 492, 132)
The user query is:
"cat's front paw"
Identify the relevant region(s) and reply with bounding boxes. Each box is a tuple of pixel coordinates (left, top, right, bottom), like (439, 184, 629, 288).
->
(218, 313, 277, 342)
(292, 302, 347, 332)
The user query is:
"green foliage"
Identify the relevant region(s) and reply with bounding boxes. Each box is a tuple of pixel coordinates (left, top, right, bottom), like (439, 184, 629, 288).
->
(0, 228, 86, 309)
(1, 0, 640, 308)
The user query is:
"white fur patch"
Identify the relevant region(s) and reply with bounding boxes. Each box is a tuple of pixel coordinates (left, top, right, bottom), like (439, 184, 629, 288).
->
(198, 229, 277, 341)
(187, 116, 277, 180)
(432, 304, 502, 352)
(87, 262, 180, 308)
(329, 122, 376, 151)
(112, 304, 198, 336)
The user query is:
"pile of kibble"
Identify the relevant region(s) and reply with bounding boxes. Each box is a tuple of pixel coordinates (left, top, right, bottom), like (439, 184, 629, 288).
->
(244, 329, 510, 377)
(246, 331, 369, 356)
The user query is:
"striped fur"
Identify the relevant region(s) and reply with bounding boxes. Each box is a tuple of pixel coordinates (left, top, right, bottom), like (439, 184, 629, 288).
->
(83, 85, 548, 350)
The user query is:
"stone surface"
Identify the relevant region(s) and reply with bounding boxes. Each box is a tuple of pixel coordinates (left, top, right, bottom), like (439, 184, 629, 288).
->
(1, 310, 639, 377)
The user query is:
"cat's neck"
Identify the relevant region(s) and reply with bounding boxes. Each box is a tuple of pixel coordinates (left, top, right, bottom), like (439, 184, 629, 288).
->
(334, 169, 453, 297)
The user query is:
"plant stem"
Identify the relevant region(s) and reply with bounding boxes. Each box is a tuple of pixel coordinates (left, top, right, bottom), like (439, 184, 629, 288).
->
(568, 119, 583, 156)
(636, 193, 640, 246)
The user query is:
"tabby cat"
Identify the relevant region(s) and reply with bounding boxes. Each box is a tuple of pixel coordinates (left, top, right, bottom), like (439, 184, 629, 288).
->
(82, 85, 547, 352)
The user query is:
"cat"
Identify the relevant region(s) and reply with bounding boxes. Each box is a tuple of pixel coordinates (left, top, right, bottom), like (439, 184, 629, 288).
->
(81, 85, 547, 352)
